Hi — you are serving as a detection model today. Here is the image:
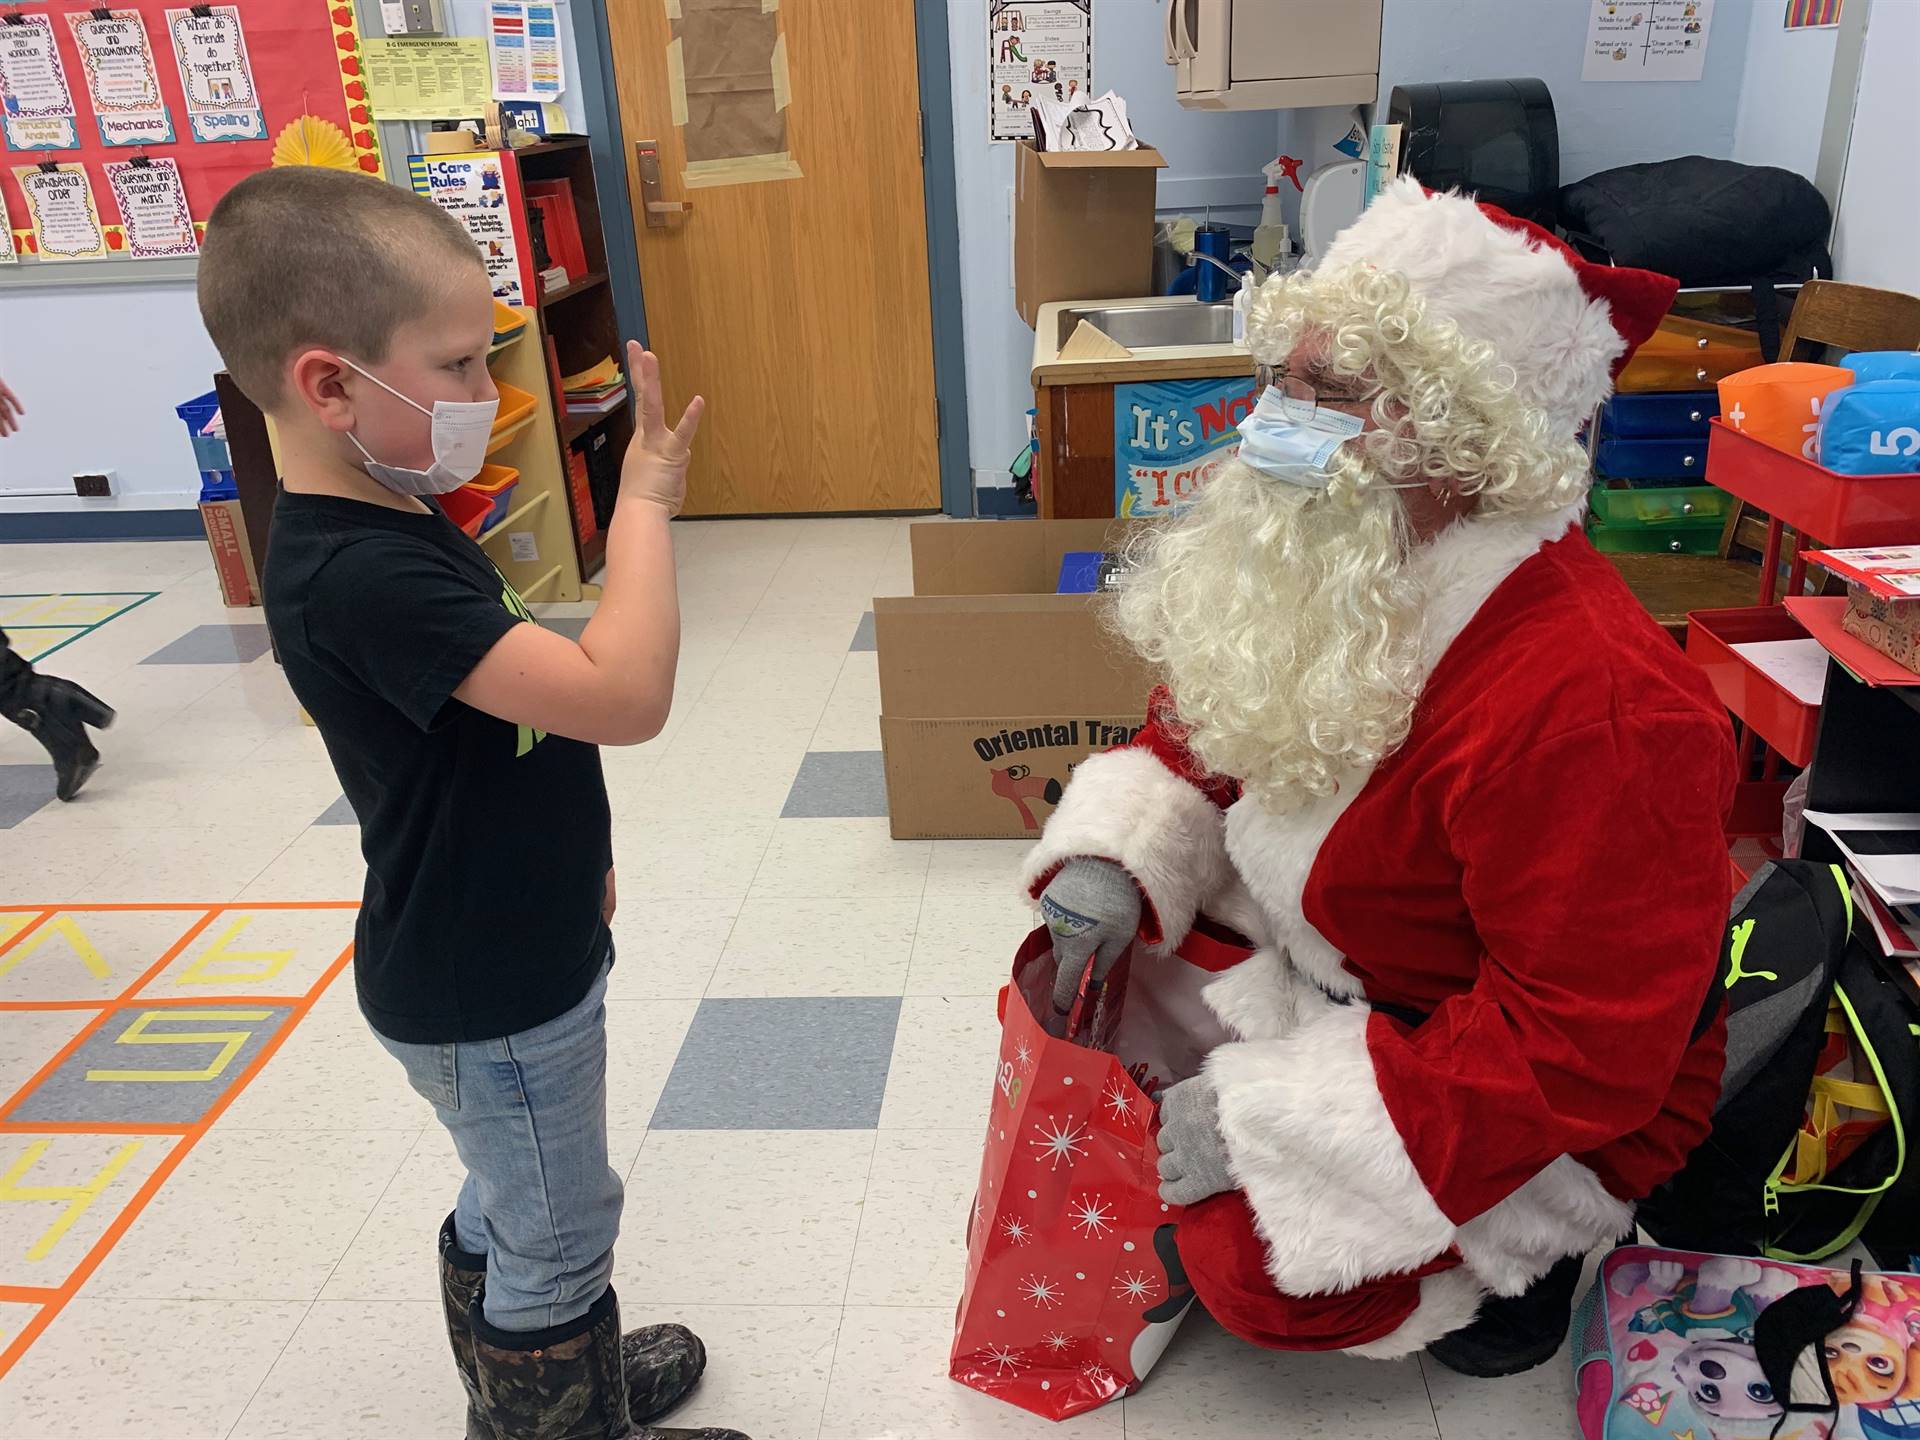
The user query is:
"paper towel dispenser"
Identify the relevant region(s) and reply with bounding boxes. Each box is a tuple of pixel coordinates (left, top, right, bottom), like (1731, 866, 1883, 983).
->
(1167, 0, 1382, 112)
(1387, 79, 1561, 226)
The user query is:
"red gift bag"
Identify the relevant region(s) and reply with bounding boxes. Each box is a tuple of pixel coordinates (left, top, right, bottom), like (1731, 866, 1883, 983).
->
(949, 919, 1255, 1420)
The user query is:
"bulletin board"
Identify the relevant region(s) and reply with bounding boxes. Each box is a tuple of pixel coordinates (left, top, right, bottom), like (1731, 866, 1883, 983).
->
(0, 0, 380, 267)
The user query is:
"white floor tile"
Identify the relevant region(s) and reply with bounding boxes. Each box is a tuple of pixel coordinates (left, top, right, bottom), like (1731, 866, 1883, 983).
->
(0, 1009, 92, 1103)
(0, 1297, 309, 1440)
(907, 893, 1036, 996)
(821, 1305, 1123, 1438)
(707, 896, 919, 997)
(607, 819, 776, 902)
(637, 1303, 841, 1439)
(927, 838, 1030, 896)
(604, 899, 739, 1000)
(604, 997, 701, 1129)
(879, 995, 1005, 1131)
(846, 1130, 978, 1306)
(227, 1300, 468, 1440)
(753, 818, 932, 900)
(1421, 1349, 1576, 1440)
(217, 1002, 434, 1130)
(236, 825, 367, 902)
(1121, 1312, 1442, 1439)
(616, 1130, 876, 1307)
(83, 1127, 415, 1300)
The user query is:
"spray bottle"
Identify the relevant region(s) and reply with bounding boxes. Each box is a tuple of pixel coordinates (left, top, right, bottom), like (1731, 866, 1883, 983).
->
(1251, 155, 1298, 271)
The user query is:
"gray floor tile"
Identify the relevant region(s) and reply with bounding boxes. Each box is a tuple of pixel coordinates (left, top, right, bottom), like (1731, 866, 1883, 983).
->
(543, 616, 589, 641)
(140, 624, 273, 665)
(780, 750, 887, 819)
(651, 996, 901, 1129)
(0, 764, 57, 828)
(9, 1006, 296, 1124)
(849, 611, 876, 651)
(313, 795, 358, 826)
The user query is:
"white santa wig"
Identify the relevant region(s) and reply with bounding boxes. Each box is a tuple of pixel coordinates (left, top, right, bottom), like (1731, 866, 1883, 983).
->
(1113, 182, 1678, 809)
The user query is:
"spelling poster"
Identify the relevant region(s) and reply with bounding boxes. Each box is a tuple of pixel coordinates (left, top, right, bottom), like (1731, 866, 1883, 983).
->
(0, 15, 81, 152)
(988, 0, 1092, 143)
(1114, 377, 1260, 518)
(166, 5, 267, 141)
(408, 150, 527, 305)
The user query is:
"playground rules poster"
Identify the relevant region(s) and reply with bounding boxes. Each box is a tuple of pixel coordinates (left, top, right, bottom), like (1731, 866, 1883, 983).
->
(988, 0, 1092, 143)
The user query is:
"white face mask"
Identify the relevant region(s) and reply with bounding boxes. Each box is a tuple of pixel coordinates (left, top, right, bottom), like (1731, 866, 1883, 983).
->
(1235, 384, 1366, 489)
(340, 357, 498, 496)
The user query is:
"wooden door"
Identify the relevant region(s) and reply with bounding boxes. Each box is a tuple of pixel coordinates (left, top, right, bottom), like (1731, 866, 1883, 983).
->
(606, 0, 941, 515)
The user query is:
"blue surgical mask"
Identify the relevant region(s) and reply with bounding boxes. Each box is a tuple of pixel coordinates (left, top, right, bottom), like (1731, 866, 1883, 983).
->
(1235, 385, 1366, 489)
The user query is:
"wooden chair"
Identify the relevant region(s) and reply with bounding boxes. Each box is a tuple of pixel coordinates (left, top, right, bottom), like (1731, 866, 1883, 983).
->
(1605, 280, 1920, 638)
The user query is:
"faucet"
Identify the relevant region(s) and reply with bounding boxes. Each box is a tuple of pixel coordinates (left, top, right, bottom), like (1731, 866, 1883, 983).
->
(1190, 249, 1268, 302)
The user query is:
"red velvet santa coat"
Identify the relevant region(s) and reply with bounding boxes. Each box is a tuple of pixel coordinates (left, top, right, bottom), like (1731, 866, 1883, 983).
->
(1021, 503, 1737, 1357)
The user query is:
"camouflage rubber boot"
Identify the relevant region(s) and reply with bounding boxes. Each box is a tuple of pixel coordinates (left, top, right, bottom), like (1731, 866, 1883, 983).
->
(470, 1286, 751, 1440)
(621, 1323, 706, 1424)
(437, 1213, 496, 1439)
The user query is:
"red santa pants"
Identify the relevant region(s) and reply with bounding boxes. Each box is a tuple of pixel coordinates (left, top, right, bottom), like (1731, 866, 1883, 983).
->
(1177, 1191, 1464, 1352)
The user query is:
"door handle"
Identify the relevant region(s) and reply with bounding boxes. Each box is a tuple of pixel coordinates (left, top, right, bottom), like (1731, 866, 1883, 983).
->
(634, 139, 692, 228)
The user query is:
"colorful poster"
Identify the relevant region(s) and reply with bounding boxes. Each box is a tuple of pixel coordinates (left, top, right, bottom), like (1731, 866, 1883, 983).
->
(0, 15, 81, 152)
(67, 10, 174, 146)
(166, 6, 267, 141)
(489, 1, 563, 103)
(13, 163, 109, 260)
(1583, 0, 1714, 82)
(104, 157, 196, 257)
(408, 151, 524, 304)
(1113, 376, 1260, 518)
(0, 181, 14, 263)
(363, 37, 492, 120)
(1784, 0, 1842, 27)
(989, 0, 1092, 143)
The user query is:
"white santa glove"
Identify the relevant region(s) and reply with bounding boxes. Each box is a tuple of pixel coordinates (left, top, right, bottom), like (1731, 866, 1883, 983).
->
(1156, 1075, 1235, 1207)
(1040, 857, 1142, 1021)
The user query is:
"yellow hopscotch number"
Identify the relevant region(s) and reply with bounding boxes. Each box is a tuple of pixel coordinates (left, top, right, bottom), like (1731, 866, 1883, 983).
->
(83, 1009, 273, 1083)
(0, 915, 111, 984)
(0, 1139, 144, 1262)
(173, 917, 294, 987)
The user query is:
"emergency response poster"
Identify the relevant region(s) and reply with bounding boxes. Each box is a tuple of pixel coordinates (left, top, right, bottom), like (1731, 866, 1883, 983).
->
(988, 0, 1092, 143)
(1114, 377, 1259, 519)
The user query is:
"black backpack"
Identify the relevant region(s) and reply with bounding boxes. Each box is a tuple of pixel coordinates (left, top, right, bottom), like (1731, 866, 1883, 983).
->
(1558, 156, 1832, 361)
(1638, 861, 1920, 1268)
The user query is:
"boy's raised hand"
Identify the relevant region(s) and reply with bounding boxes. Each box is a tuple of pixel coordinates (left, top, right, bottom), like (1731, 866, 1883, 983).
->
(620, 341, 704, 515)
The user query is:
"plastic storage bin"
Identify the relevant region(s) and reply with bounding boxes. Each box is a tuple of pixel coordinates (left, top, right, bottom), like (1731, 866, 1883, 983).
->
(1705, 418, 1920, 547)
(488, 381, 538, 453)
(1588, 484, 1730, 527)
(1685, 604, 1823, 766)
(1599, 392, 1717, 438)
(438, 486, 492, 539)
(176, 390, 236, 500)
(1594, 433, 1707, 479)
(462, 464, 521, 533)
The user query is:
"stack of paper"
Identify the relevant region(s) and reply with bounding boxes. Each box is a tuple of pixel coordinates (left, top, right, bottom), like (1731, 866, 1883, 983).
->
(1810, 810, 1920, 1005)
(560, 357, 628, 417)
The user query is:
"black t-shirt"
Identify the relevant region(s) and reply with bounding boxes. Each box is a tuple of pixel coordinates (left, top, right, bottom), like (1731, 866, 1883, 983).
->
(264, 487, 612, 1044)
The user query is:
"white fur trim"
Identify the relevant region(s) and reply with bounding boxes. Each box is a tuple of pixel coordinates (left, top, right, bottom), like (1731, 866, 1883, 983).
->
(1320, 178, 1623, 437)
(1019, 746, 1229, 949)
(1455, 1157, 1633, 1298)
(1205, 1002, 1457, 1296)
(1218, 501, 1586, 1009)
(1343, 1268, 1488, 1360)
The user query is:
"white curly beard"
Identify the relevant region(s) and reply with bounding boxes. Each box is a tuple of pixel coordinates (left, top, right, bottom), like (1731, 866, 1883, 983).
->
(1110, 452, 1428, 814)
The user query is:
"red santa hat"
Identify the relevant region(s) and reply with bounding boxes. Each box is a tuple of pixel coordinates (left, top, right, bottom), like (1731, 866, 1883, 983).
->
(1316, 177, 1679, 437)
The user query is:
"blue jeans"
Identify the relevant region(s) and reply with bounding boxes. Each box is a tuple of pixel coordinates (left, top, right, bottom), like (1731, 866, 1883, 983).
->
(375, 962, 622, 1331)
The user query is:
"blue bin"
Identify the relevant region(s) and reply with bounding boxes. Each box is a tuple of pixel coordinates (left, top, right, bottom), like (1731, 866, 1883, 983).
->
(176, 390, 237, 500)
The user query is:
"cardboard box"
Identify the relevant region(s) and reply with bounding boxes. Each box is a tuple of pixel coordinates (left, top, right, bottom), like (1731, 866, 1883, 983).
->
(1841, 585, 1920, 675)
(1014, 142, 1167, 328)
(198, 498, 260, 607)
(877, 519, 1157, 840)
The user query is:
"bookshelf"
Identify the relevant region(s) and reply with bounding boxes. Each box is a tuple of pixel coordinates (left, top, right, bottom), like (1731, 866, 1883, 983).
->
(480, 306, 586, 604)
(513, 137, 632, 581)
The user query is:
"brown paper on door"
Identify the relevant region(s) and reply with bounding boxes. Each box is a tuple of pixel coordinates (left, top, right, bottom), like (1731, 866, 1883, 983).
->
(669, 0, 802, 188)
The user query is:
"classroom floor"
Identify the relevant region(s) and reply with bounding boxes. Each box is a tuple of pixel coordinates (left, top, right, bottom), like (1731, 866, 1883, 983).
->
(0, 519, 1571, 1440)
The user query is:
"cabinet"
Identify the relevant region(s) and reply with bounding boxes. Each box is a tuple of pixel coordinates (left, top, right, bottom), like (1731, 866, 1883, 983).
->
(1167, 0, 1381, 111)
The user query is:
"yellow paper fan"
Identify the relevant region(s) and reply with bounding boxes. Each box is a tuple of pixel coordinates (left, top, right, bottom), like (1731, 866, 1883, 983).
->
(272, 115, 356, 171)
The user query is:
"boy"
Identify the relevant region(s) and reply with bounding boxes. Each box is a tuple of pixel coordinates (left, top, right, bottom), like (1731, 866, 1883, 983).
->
(197, 168, 747, 1440)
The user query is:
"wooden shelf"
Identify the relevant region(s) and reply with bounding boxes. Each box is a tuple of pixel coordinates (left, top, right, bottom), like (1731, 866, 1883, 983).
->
(522, 564, 565, 601)
(479, 488, 552, 545)
(489, 328, 527, 357)
(562, 407, 625, 444)
(538, 272, 607, 308)
(486, 414, 536, 455)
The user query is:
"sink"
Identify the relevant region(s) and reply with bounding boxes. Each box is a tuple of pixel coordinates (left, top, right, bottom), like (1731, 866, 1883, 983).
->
(1057, 301, 1236, 352)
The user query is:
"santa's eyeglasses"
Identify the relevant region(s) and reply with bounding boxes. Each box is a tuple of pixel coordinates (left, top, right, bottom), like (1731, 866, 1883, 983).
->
(1253, 368, 1381, 419)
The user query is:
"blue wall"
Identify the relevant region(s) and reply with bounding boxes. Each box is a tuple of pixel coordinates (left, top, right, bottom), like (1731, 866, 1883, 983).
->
(947, 0, 1765, 479)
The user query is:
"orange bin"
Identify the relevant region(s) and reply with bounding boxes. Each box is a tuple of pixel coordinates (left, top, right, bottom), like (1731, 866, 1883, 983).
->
(1717, 362, 1855, 461)
(438, 486, 492, 539)
(489, 381, 538, 452)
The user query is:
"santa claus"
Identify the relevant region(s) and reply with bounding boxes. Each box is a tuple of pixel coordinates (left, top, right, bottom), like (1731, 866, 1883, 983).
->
(1023, 180, 1738, 1375)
